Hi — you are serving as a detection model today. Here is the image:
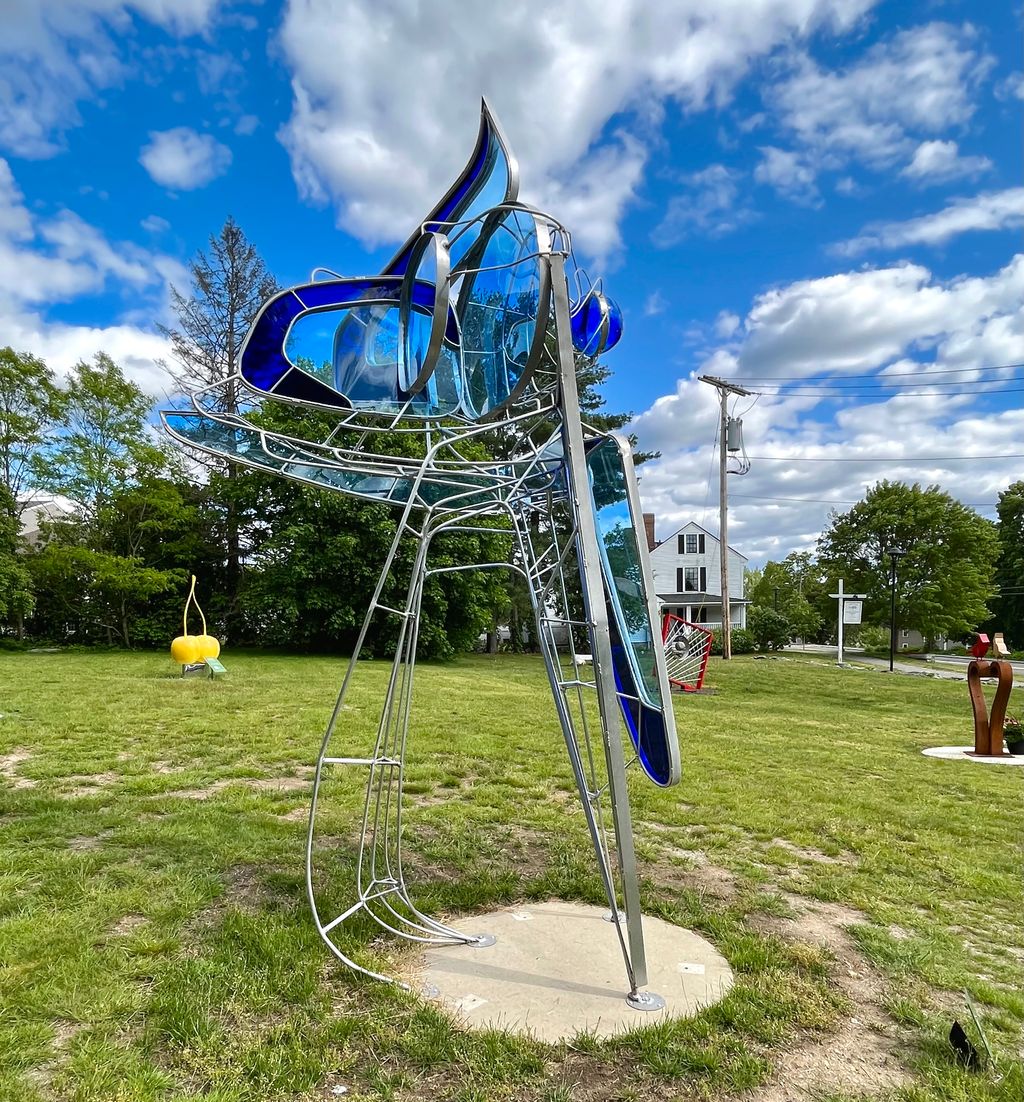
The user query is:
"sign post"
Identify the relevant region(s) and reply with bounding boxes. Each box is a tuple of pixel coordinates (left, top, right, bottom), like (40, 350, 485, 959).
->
(829, 579, 867, 666)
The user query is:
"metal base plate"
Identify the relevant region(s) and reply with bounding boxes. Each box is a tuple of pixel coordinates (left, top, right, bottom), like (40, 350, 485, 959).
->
(468, 933, 497, 947)
(626, 989, 666, 1012)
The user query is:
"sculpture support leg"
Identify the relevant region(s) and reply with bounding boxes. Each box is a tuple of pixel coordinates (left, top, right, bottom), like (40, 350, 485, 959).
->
(548, 251, 651, 998)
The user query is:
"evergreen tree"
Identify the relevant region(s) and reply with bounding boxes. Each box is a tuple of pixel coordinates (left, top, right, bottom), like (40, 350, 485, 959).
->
(161, 217, 278, 632)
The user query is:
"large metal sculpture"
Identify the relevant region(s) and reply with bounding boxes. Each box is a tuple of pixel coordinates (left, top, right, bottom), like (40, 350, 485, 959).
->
(162, 102, 679, 1010)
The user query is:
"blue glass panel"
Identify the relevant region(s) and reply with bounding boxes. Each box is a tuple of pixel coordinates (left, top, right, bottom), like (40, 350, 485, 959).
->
(457, 208, 543, 419)
(608, 616, 675, 786)
(386, 102, 517, 277)
(603, 293, 624, 351)
(243, 277, 462, 417)
(570, 286, 607, 357)
(163, 411, 416, 503)
(586, 436, 677, 786)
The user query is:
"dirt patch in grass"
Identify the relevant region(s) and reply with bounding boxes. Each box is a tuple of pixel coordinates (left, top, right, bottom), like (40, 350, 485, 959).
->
(0, 748, 36, 789)
(111, 913, 148, 936)
(644, 838, 741, 902)
(767, 838, 859, 865)
(60, 772, 119, 798)
(749, 893, 912, 1100)
(68, 833, 110, 851)
(277, 805, 309, 823)
(163, 775, 310, 800)
(24, 1020, 83, 1098)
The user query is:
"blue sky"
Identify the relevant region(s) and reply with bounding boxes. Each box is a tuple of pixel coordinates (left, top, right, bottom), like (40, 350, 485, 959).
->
(2, 0, 1022, 563)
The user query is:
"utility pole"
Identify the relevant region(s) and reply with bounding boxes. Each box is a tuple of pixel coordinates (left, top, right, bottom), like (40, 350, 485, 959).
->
(699, 375, 751, 660)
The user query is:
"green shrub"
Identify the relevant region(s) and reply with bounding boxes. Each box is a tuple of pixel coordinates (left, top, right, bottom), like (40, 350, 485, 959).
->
(708, 627, 755, 655)
(748, 606, 791, 651)
(856, 625, 890, 651)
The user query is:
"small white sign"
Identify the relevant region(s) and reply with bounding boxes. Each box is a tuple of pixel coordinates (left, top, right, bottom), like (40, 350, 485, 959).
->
(842, 600, 863, 625)
(510, 911, 533, 921)
(454, 994, 488, 1012)
(677, 961, 706, 975)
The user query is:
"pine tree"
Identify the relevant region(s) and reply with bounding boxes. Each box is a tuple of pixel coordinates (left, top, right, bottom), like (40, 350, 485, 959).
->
(161, 218, 278, 633)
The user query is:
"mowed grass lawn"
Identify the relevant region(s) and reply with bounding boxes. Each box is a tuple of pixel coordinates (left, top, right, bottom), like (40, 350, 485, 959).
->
(0, 650, 1021, 1102)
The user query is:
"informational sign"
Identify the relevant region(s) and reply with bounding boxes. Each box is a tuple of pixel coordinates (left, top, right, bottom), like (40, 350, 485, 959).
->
(205, 657, 227, 676)
(842, 600, 863, 625)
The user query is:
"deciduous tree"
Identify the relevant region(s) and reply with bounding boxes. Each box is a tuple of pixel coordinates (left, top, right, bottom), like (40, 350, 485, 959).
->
(33, 353, 165, 522)
(817, 481, 998, 648)
(993, 481, 1024, 647)
(0, 347, 65, 518)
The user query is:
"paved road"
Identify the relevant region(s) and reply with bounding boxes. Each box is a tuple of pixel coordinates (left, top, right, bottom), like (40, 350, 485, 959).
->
(783, 645, 1024, 683)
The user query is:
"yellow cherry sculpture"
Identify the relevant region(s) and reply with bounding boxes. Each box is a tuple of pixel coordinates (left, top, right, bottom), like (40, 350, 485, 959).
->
(171, 575, 220, 667)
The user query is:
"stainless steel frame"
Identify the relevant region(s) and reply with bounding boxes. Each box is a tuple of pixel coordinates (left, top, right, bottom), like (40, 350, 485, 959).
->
(162, 208, 675, 1011)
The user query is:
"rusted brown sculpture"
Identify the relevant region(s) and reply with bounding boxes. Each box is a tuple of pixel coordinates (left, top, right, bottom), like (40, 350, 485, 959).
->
(967, 660, 1013, 756)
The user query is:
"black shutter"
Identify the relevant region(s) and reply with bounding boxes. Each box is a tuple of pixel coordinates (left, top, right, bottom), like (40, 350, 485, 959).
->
(698, 534, 706, 553)
(677, 567, 685, 591)
(700, 567, 706, 591)
(677, 535, 685, 554)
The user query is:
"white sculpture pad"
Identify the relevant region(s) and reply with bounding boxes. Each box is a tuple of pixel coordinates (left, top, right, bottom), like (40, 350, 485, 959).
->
(922, 745, 1024, 766)
(411, 900, 733, 1042)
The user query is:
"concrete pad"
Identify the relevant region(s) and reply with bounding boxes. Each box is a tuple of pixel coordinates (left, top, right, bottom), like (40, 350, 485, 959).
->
(410, 900, 733, 1042)
(923, 745, 1024, 766)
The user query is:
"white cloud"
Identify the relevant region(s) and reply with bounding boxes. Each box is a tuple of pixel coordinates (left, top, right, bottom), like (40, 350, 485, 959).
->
(0, 157, 176, 392)
(995, 72, 1024, 102)
(0, 1, 220, 158)
(837, 187, 1024, 254)
(139, 128, 232, 190)
(644, 290, 668, 317)
(235, 114, 260, 136)
(141, 214, 171, 234)
(653, 164, 753, 245)
(754, 146, 818, 203)
(276, 0, 876, 257)
(714, 310, 741, 338)
(631, 254, 1024, 561)
(762, 22, 993, 191)
(900, 139, 991, 185)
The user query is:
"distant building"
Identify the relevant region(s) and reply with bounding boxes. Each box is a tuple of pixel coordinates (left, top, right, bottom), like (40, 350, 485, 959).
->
(18, 496, 77, 547)
(643, 516, 748, 629)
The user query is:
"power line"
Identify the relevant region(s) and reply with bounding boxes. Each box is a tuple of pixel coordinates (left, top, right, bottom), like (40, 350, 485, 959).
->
(740, 385, 1024, 398)
(747, 453, 1024, 463)
(731, 492, 998, 506)
(738, 361, 1024, 383)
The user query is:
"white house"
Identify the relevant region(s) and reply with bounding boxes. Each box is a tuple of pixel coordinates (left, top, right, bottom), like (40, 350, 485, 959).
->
(643, 516, 748, 629)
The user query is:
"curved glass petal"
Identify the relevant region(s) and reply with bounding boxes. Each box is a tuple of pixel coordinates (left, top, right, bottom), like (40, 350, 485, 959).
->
(586, 436, 680, 787)
(456, 207, 548, 420)
(385, 99, 519, 277)
(240, 278, 462, 417)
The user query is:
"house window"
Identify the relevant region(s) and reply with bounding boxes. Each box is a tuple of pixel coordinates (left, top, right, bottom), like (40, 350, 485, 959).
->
(685, 533, 698, 554)
(684, 567, 699, 591)
(901, 629, 910, 639)
(694, 607, 708, 623)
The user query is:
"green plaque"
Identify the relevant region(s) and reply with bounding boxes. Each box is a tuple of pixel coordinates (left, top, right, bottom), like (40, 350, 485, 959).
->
(205, 658, 227, 675)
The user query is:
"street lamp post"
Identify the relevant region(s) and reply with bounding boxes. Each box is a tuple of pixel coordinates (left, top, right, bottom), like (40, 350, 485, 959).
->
(887, 548, 905, 673)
